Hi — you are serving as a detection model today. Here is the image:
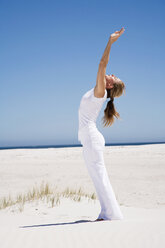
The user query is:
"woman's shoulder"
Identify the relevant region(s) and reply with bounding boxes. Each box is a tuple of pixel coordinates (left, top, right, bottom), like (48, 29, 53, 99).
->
(81, 87, 107, 104)
(93, 86, 107, 100)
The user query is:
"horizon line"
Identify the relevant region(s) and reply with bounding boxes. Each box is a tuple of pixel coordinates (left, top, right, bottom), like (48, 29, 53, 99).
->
(0, 141, 165, 150)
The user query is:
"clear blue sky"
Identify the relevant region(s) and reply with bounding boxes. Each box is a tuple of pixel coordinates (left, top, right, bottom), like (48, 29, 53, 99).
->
(0, 0, 165, 147)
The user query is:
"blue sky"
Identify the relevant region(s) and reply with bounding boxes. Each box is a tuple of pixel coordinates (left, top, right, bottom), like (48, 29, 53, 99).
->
(0, 0, 165, 147)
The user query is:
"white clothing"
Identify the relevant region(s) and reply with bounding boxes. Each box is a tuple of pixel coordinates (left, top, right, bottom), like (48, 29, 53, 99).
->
(78, 87, 124, 220)
(78, 87, 107, 140)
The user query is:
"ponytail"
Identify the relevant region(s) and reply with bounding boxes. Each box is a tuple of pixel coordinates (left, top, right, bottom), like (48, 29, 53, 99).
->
(102, 97, 120, 127)
(102, 81, 125, 127)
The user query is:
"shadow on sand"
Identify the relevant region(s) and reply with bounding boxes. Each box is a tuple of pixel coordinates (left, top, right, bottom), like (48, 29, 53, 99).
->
(19, 219, 99, 228)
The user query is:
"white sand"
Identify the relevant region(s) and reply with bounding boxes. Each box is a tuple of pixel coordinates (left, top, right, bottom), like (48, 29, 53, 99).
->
(0, 144, 165, 247)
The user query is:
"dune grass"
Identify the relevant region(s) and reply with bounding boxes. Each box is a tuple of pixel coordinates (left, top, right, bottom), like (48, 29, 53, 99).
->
(0, 181, 97, 212)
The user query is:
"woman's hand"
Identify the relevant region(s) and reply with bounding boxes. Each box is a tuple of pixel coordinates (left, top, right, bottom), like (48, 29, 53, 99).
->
(110, 27, 125, 44)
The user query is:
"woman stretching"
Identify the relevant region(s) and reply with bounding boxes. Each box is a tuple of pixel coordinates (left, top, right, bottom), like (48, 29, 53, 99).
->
(78, 27, 126, 221)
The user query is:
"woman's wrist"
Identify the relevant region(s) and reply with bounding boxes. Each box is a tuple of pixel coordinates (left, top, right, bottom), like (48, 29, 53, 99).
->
(109, 36, 114, 44)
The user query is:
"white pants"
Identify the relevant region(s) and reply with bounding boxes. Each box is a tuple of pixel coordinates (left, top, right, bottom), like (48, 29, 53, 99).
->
(79, 126, 124, 220)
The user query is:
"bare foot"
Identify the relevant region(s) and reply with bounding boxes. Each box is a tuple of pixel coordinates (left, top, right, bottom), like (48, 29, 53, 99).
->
(95, 218, 105, 221)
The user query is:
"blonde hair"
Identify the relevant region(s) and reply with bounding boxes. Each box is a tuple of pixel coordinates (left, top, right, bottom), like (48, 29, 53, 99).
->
(102, 80, 126, 127)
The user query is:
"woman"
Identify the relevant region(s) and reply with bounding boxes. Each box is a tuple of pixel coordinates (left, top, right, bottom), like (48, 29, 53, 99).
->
(78, 27, 126, 221)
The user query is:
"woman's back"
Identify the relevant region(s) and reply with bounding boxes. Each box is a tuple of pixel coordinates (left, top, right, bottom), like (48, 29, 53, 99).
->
(78, 87, 107, 142)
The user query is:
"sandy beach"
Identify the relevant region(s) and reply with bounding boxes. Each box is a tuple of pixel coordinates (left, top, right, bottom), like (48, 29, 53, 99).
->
(0, 144, 165, 247)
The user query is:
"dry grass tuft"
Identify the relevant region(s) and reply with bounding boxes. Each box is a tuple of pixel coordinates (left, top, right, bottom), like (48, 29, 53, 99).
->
(0, 181, 97, 212)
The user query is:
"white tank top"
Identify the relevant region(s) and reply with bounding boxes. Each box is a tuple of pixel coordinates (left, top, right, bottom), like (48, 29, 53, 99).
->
(78, 87, 107, 141)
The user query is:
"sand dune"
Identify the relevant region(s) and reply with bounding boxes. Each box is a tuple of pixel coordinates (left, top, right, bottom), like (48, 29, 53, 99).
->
(0, 144, 165, 247)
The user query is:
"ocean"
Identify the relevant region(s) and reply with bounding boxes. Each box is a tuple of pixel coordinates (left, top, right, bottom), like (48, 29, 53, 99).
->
(0, 141, 164, 150)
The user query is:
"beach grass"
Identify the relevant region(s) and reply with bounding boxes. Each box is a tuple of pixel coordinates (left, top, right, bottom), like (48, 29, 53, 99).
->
(0, 181, 97, 212)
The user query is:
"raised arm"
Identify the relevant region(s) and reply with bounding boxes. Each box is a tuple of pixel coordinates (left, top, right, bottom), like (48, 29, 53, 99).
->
(94, 27, 125, 98)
